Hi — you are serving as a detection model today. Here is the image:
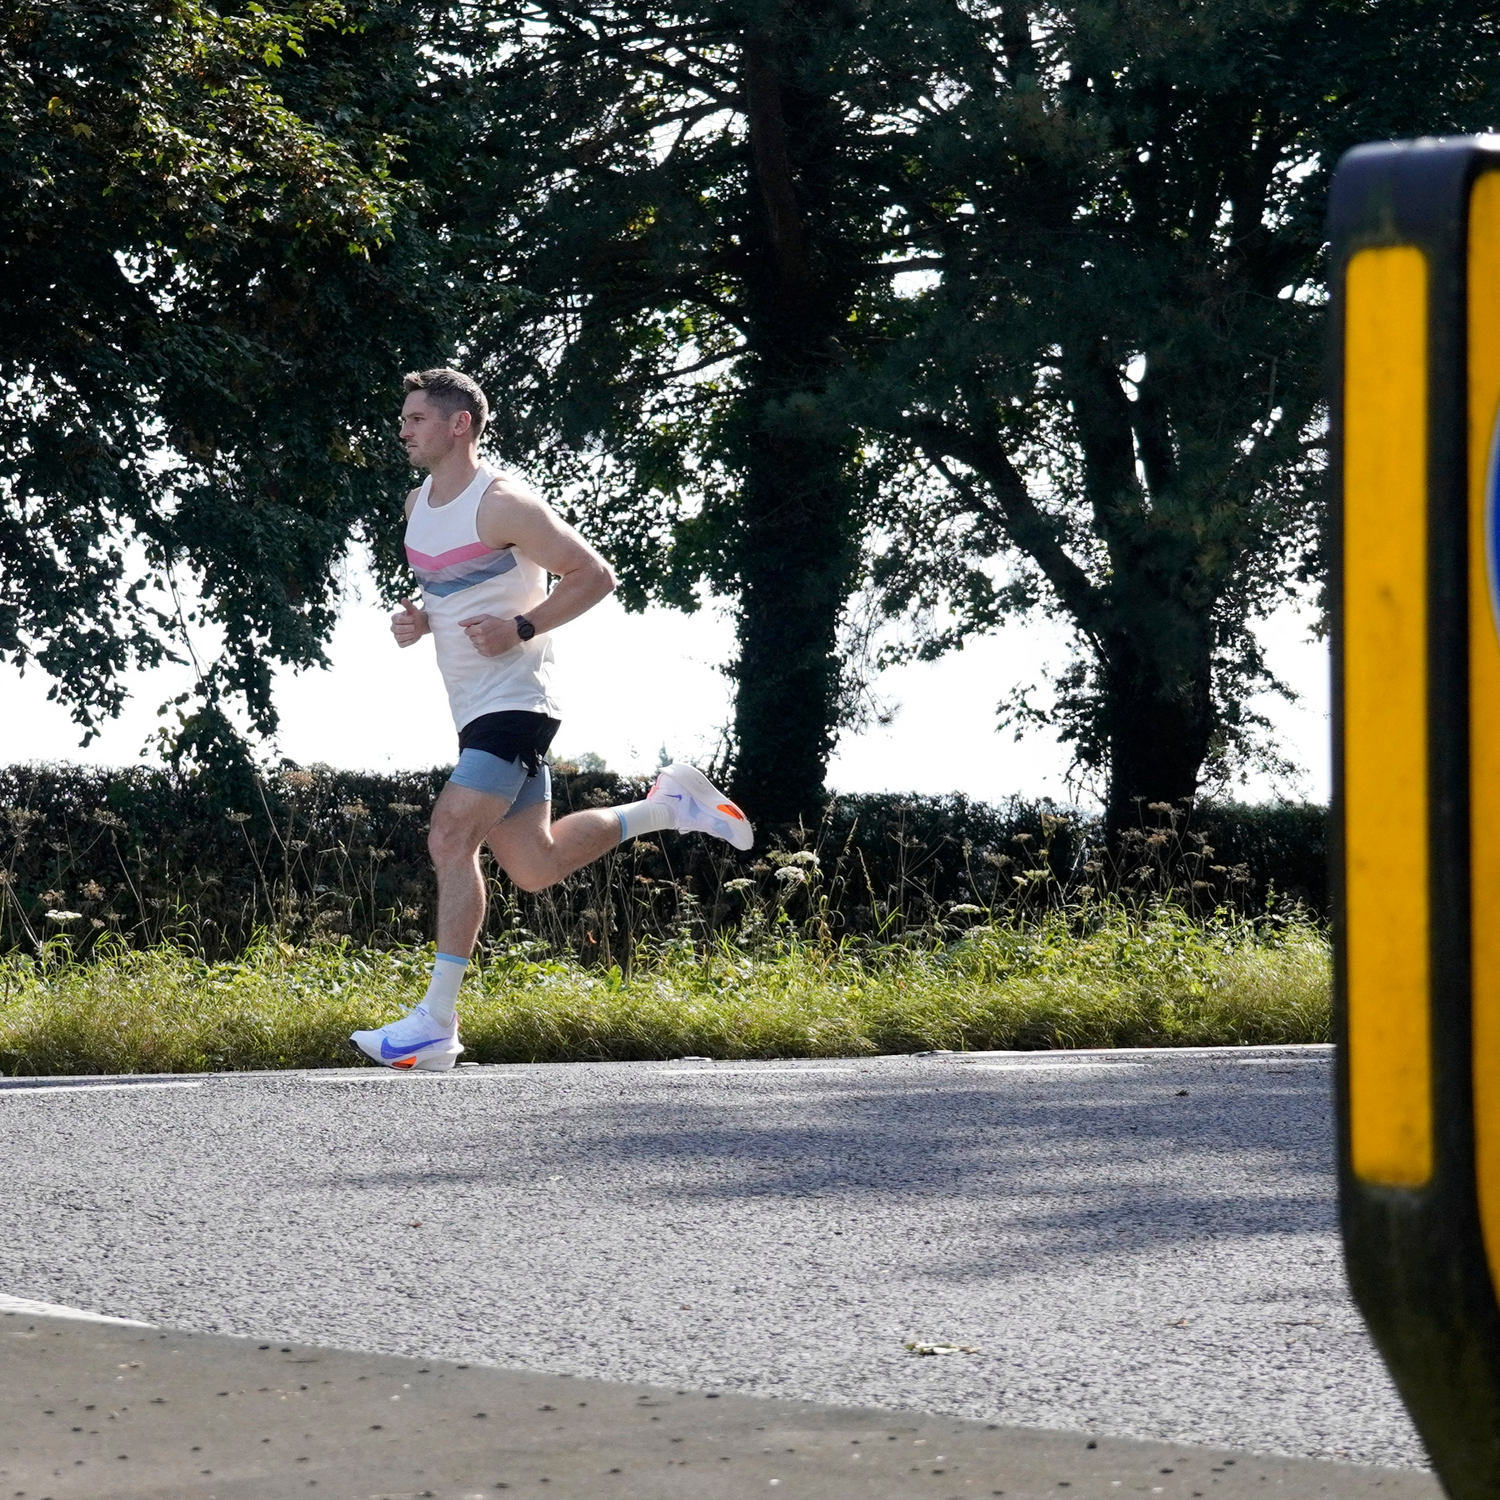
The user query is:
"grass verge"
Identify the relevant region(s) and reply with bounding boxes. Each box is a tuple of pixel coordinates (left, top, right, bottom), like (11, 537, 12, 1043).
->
(0, 903, 1330, 1077)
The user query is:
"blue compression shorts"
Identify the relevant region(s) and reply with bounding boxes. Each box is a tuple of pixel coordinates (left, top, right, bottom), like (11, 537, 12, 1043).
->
(446, 749, 552, 817)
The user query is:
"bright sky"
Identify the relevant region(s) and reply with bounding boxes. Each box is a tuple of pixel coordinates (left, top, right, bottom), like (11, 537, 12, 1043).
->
(0, 549, 1330, 807)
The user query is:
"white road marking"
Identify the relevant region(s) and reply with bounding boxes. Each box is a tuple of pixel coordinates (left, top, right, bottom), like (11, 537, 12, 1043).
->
(0, 1294, 151, 1326)
(661, 1067, 859, 1076)
(302, 1071, 500, 1083)
(0, 1081, 204, 1096)
(955, 1062, 1148, 1072)
(1223, 1057, 1330, 1066)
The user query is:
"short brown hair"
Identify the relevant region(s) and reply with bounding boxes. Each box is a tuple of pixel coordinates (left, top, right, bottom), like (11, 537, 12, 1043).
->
(402, 367, 489, 439)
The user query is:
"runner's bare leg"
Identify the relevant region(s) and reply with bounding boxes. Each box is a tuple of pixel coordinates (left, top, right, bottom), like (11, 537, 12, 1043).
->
(486, 800, 621, 893)
(428, 781, 513, 956)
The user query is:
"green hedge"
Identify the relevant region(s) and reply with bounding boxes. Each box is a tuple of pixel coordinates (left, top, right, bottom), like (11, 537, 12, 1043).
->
(0, 761, 1327, 959)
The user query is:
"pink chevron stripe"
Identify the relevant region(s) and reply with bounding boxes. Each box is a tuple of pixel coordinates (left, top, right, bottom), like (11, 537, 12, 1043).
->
(404, 540, 495, 570)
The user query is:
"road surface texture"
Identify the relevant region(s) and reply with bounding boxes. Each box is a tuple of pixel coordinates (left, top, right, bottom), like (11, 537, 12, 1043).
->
(0, 1047, 1429, 1484)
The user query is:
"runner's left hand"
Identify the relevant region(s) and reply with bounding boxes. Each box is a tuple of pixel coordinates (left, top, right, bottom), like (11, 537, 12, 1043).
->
(457, 613, 521, 657)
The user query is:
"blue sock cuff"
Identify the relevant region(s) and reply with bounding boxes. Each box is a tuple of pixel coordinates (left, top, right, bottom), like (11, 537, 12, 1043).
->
(435, 952, 470, 968)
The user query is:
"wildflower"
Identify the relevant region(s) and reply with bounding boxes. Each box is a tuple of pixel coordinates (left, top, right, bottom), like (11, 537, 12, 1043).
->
(788, 850, 819, 867)
(81, 880, 105, 900)
(774, 866, 806, 885)
(90, 808, 126, 830)
(40, 889, 65, 905)
(723, 878, 754, 893)
(369, 849, 393, 861)
(45, 909, 82, 923)
(338, 801, 370, 820)
(280, 770, 316, 790)
(226, 811, 251, 824)
(388, 802, 421, 815)
(1011, 832, 1033, 844)
(1147, 801, 1175, 814)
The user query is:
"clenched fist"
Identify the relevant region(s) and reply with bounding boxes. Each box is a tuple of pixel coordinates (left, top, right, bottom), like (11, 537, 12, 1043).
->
(457, 613, 521, 658)
(391, 597, 430, 648)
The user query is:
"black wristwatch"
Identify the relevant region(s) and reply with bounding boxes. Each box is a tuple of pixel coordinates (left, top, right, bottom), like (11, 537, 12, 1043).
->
(514, 614, 536, 642)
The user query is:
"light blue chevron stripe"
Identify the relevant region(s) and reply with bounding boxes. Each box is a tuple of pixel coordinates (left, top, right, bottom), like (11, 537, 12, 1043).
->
(417, 549, 520, 596)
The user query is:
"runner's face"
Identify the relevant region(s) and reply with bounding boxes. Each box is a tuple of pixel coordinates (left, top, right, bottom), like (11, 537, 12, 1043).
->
(399, 392, 468, 469)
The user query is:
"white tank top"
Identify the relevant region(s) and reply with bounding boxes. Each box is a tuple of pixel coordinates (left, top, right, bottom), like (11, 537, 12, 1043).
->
(403, 465, 561, 731)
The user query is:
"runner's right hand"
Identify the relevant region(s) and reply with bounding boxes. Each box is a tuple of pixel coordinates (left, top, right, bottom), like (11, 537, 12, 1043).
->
(391, 597, 430, 648)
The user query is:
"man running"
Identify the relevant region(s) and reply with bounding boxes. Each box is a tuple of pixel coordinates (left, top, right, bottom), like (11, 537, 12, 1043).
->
(351, 368, 752, 1071)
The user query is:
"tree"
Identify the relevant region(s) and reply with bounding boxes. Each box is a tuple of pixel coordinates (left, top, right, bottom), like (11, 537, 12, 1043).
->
(437, 0, 1500, 831)
(0, 0, 444, 761)
(860, 0, 1500, 830)
(425, 0, 947, 823)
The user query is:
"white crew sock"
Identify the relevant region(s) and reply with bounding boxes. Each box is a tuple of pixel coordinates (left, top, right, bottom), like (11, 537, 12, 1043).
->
(614, 799, 676, 843)
(420, 952, 469, 1028)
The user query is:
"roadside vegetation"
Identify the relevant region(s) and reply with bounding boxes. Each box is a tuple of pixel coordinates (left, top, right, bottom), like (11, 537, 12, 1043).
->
(0, 901, 1329, 1077)
(0, 765, 1329, 1075)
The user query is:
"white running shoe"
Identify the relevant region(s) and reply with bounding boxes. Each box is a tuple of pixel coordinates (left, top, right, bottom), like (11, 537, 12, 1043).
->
(350, 1005, 463, 1072)
(648, 762, 755, 851)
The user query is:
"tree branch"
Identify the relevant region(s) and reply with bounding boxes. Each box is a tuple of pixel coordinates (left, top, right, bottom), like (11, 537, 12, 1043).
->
(903, 415, 1108, 643)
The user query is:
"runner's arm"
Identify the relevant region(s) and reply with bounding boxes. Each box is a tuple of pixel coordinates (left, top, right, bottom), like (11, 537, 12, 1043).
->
(461, 481, 616, 654)
(391, 487, 431, 647)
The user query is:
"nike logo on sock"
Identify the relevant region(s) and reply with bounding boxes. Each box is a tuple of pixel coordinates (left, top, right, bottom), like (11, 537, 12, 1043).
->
(380, 1034, 450, 1060)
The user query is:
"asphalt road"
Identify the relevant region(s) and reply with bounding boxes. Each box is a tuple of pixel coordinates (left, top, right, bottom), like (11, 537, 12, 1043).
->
(0, 1047, 1425, 1473)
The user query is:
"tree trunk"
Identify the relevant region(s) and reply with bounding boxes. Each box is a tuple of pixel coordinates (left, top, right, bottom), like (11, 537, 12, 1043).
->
(728, 29, 858, 826)
(730, 414, 858, 824)
(1099, 627, 1215, 839)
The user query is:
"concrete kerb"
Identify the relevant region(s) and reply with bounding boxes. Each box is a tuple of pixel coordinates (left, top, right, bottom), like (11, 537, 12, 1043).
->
(2, 1308, 1436, 1500)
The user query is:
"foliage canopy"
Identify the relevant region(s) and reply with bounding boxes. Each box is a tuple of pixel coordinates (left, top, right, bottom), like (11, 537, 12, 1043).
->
(0, 0, 439, 760)
(7, 0, 1500, 824)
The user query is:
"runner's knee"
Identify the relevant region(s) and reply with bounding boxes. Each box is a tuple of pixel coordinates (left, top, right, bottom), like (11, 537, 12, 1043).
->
(428, 816, 482, 868)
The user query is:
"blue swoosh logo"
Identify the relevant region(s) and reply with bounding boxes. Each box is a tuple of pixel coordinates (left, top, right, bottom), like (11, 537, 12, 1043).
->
(380, 1034, 449, 1060)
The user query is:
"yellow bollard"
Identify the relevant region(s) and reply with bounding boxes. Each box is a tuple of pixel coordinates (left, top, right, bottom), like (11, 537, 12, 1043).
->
(1333, 136, 1500, 1496)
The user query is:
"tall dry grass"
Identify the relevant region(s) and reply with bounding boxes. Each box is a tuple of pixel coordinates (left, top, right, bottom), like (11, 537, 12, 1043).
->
(0, 901, 1329, 1076)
